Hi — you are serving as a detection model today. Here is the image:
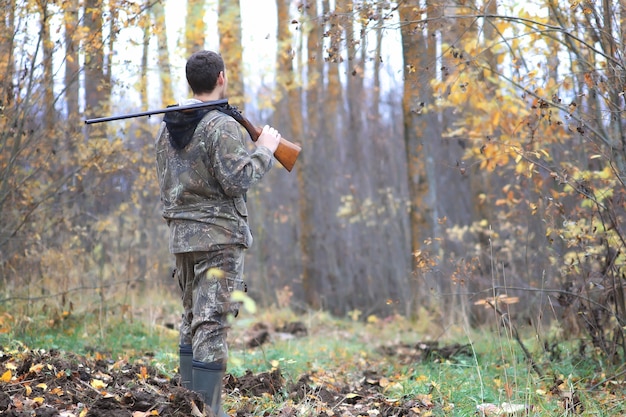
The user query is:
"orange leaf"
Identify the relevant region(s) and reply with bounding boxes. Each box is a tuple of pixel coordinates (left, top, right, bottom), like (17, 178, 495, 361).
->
(138, 366, 148, 380)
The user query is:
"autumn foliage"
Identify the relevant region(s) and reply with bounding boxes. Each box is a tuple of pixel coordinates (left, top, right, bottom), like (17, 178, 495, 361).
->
(2, 0, 626, 369)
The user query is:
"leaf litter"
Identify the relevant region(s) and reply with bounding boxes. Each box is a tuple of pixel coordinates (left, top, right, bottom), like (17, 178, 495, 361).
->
(0, 322, 470, 417)
(0, 319, 605, 416)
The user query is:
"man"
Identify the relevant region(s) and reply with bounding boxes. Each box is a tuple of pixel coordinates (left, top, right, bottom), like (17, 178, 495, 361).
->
(155, 50, 280, 416)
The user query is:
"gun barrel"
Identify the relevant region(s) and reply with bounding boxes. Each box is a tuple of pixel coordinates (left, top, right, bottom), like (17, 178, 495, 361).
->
(84, 99, 229, 124)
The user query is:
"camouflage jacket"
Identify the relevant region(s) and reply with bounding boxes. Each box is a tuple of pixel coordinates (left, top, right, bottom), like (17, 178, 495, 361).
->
(155, 100, 274, 253)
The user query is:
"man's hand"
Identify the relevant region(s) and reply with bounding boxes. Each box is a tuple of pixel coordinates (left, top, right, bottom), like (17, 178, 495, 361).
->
(256, 125, 281, 154)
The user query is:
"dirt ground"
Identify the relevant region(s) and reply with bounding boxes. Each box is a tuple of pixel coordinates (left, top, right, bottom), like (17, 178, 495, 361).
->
(0, 323, 470, 417)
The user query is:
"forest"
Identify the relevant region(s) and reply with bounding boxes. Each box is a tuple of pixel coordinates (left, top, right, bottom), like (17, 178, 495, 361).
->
(3, 0, 626, 395)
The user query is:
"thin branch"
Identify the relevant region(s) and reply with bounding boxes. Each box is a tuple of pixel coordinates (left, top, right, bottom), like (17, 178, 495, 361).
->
(0, 277, 148, 304)
(394, 13, 623, 70)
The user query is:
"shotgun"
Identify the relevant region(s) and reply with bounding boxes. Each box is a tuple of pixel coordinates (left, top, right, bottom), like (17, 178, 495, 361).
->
(84, 99, 302, 172)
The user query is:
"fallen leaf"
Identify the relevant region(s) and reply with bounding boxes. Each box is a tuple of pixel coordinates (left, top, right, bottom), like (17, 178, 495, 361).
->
(0, 370, 11, 382)
(477, 402, 530, 416)
(90, 379, 107, 389)
(29, 363, 44, 374)
(190, 399, 205, 417)
(501, 402, 529, 413)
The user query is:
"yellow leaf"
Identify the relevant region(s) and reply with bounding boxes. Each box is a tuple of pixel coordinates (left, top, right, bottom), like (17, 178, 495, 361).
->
(488, 105, 501, 124)
(29, 363, 44, 374)
(207, 268, 225, 279)
(79, 408, 89, 417)
(36, 383, 48, 391)
(33, 397, 45, 405)
(415, 374, 429, 383)
(90, 379, 107, 389)
(25, 385, 32, 396)
(0, 370, 11, 382)
(231, 290, 257, 314)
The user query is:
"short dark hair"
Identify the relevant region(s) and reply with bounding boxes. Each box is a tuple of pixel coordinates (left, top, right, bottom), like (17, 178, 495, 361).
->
(185, 50, 225, 95)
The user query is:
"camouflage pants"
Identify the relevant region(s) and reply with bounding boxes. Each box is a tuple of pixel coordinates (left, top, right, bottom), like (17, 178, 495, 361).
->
(175, 246, 246, 364)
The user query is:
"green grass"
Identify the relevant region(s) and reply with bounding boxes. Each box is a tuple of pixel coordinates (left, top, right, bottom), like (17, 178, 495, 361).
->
(0, 308, 179, 369)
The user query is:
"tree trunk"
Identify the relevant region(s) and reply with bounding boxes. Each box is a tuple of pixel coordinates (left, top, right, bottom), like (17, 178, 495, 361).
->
(0, 0, 15, 108)
(185, 0, 207, 59)
(64, 0, 80, 123)
(218, 0, 244, 108)
(83, 0, 107, 137)
(275, 0, 316, 308)
(140, 1, 150, 107)
(398, 1, 431, 270)
(152, 0, 174, 105)
(301, 0, 321, 309)
(42, 3, 55, 131)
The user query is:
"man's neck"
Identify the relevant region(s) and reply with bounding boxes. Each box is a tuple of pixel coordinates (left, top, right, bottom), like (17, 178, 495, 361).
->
(194, 92, 222, 102)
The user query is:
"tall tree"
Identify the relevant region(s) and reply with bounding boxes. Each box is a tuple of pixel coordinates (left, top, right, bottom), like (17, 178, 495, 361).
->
(41, 1, 55, 131)
(140, 1, 151, 107)
(185, 0, 207, 58)
(0, 0, 15, 109)
(218, 0, 244, 108)
(64, 0, 80, 125)
(83, 0, 108, 134)
(398, 1, 431, 271)
(300, 0, 323, 308)
(152, 0, 174, 106)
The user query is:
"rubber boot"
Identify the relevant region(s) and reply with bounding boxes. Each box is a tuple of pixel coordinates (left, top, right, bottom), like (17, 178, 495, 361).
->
(179, 344, 193, 389)
(192, 360, 229, 417)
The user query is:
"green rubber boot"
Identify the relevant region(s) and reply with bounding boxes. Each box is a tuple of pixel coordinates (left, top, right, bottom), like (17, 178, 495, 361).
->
(178, 344, 193, 389)
(192, 360, 229, 417)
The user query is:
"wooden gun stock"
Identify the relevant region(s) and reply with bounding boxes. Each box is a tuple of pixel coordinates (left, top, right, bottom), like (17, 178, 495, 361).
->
(238, 120, 302, 172)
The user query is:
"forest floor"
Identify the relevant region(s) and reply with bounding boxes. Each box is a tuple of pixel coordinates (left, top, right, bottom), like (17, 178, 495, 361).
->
(0, 309, 624, 416)
(0, 335, 492, 417)
(0, 338, 469, 417)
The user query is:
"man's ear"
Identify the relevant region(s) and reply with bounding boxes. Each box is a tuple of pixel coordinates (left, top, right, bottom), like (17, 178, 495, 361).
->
(218, 71, 225, 85)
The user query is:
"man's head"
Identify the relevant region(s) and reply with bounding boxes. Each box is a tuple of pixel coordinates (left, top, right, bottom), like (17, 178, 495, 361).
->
(186, 50, 227, 97)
